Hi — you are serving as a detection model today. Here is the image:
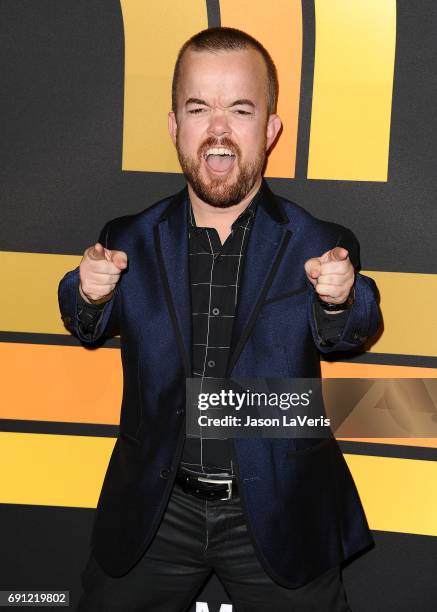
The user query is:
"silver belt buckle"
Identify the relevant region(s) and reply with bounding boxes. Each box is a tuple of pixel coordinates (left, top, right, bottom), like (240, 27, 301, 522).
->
(197, 477, 233, 500)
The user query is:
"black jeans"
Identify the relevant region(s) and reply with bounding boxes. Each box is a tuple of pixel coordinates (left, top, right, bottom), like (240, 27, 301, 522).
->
(77, 480, 351, 611)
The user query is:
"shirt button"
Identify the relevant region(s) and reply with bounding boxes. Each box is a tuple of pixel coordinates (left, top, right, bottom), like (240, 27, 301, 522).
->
(160, 468, 171, 479)
(208, 360, 216, 368)
(212, 307, 220, 315)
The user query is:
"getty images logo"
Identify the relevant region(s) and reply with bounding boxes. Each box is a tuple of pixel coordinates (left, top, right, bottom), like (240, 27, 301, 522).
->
(196, 604, 232, 612)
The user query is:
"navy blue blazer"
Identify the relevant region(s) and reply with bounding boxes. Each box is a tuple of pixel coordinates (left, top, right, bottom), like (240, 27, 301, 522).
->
(58, 180, 381, 587)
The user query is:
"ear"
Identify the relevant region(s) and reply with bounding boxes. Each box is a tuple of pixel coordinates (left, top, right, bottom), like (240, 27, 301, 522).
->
(265, 114, 282, 150)
(168, 111, 178, 146)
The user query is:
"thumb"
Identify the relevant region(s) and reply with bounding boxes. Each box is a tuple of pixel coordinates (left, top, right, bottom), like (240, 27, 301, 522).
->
(110, 250, 128, 270)
(327, 246, 349, 262)
(304, 257, 322, 282)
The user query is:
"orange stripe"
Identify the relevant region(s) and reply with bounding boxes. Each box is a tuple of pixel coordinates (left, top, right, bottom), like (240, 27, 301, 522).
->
(321, 361, 437, 378)
(2, 343, 436, 452)
(220, 0, 302, 177)
(0, 343, 121, 425)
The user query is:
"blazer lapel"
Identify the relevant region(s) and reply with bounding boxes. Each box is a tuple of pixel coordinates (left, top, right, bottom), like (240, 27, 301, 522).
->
(153, 181, 291, 379)
(154, 188, 192, 377)
(226, 181, 291, 376)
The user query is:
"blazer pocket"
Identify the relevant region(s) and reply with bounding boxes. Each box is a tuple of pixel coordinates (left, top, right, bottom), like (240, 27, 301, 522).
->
(263, 286, 309, 305)
(119, 430, 141, 446)
(286, 438, 332, 457)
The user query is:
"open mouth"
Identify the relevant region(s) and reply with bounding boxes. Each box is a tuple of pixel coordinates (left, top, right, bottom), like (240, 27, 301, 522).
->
(203, 147, 236, 173)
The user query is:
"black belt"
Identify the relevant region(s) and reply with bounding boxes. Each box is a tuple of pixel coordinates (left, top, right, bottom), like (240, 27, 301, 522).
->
(176, 470, 238, 500)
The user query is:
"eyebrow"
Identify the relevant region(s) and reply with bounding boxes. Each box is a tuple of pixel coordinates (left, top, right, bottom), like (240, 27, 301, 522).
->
(185, 98, 208, 106)
(185, 97, 256, 108)
(228, 99, 255, 108)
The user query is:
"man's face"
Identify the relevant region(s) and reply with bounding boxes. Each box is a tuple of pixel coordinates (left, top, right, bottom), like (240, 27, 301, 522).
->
(168, 48, 281, 208)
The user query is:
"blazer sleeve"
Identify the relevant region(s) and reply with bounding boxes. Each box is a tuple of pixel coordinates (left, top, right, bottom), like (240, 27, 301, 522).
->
(307, 226, 382, 353)
(57, 221, 121, 344)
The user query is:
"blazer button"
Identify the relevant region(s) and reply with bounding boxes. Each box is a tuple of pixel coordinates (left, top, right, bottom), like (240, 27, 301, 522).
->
(176, 408, 185, 416)
(160, 468, 171, 479)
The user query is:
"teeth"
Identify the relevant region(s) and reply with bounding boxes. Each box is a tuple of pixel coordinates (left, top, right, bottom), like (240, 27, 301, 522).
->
(204, 147, 235, 157)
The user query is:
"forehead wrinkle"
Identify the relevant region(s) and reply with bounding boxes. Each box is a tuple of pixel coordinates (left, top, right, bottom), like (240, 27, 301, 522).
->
(177, 49, 269, 114)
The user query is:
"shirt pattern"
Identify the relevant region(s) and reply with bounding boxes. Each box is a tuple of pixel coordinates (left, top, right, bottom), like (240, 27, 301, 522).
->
(180, 195, 257, 476)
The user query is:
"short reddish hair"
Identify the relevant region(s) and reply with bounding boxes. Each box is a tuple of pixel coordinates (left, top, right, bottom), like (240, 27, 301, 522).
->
(171, 26, 279, 115)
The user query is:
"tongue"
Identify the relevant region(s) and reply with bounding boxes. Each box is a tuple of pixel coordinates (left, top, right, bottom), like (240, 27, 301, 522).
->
(206, 154, 235, 172)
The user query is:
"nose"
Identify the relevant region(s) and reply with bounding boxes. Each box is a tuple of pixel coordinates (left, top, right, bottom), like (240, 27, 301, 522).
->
(207, 109, 231, 138)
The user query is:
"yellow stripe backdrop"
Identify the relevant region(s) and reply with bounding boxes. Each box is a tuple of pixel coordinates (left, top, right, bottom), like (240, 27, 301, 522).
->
(120, 0, 208, 172)
(0, 432, 115, 508)
(1, 431, 437, 538)
(344, 454, 437, 537)
(1, 252, 436, 358)
(308, 0, 396, 181)
(1, 252, 80, 335)
(366, 271, 437, 358)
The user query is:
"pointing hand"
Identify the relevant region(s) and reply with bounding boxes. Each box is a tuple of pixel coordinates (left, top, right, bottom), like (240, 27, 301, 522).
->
(79, 242, 127, 303)
(304, 247, 354, 305)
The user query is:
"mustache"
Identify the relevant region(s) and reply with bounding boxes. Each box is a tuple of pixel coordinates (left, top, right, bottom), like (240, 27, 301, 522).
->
(199, 137, 240, 157)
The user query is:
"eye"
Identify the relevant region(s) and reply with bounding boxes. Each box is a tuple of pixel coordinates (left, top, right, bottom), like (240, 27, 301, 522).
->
(233, 109, 252, 115)
(188, 108, 206, 114)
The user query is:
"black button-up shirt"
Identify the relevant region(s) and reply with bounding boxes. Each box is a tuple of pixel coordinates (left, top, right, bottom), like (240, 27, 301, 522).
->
(179, 194, 257, 476)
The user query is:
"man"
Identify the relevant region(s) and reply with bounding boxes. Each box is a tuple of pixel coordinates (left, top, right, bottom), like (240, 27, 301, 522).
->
(59, 27, 381, 611)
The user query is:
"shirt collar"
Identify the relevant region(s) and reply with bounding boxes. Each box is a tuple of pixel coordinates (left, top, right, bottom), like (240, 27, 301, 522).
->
(160, 179, 288, 226)
(188, 187, 259, 230)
